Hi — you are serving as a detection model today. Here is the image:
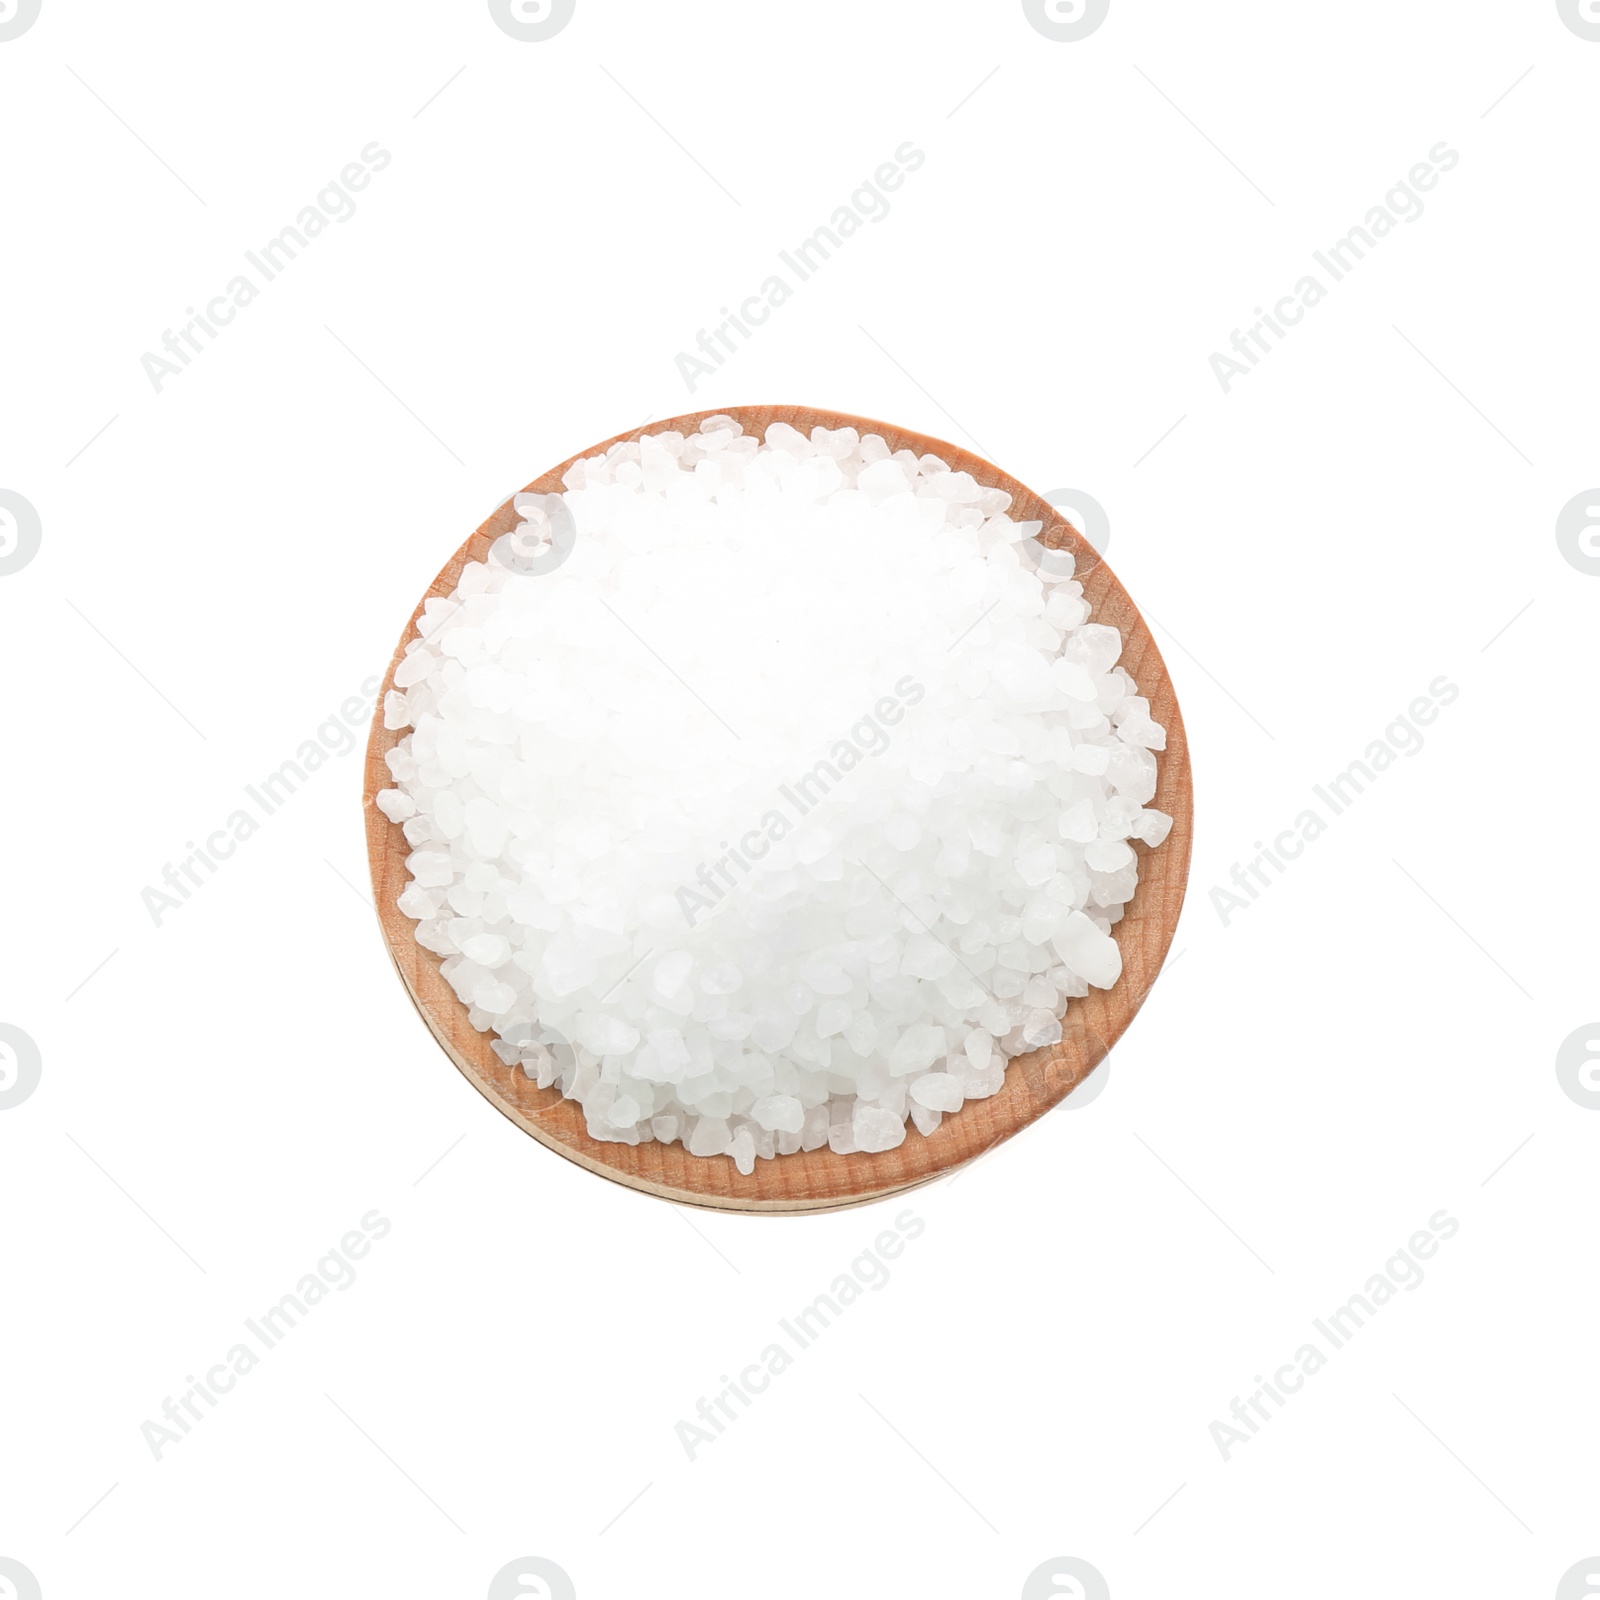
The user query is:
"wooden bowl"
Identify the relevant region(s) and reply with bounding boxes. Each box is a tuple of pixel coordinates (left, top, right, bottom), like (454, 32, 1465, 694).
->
(364, 405, 1192, 1214)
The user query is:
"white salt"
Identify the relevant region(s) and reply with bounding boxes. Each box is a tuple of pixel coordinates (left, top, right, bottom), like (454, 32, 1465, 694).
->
(380, 420, 1169, 1166)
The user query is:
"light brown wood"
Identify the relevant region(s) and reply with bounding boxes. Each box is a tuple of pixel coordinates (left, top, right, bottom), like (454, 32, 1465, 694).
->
(364, 405, 1193, 1214)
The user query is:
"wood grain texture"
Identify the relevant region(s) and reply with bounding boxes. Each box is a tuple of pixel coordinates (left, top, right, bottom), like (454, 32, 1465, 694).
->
(364, 405, 1193, 1214)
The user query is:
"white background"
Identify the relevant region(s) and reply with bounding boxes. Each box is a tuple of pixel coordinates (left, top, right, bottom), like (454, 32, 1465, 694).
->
(2, 2, 1598, 1597)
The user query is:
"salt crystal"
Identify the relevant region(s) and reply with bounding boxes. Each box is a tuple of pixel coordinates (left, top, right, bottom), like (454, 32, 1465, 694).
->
(647, 1028, 691, 1079)
(953, 1056, 1005, 1098)
(1051, 658, 1098, 701)
(853, 1104, 907, 1153)
(1084, 838, 1135, 873)
(1051, 911, 1123, 989)
(652, 950, 693, 999)
(909, 1072, 963, 1112)
(1022, 974, 1057, 1009)
(576, 1014, 641, 1056)
(728, 1125, 756, 1174)
(827, 1121, 859, 1155)
(751, 1094, 804, 1133)
(1059, 799, 1099, 844)
(396, 885, 437, 920)
(1131, 808, 1174, 847)
(890, 1024, 947, 1077)
(461, 933, 509, 966)
(801, 1104, 830, 1151)
(1016, 842, 1058, 885)
(376, 787, 417, 822)
(1021, 1009, 1063, 1048)
(688, 1116, 731, 1156)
